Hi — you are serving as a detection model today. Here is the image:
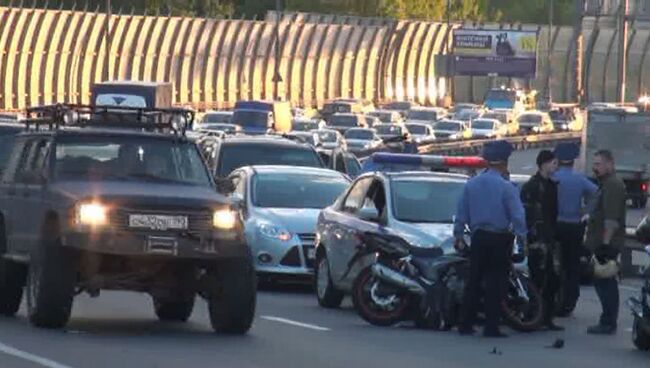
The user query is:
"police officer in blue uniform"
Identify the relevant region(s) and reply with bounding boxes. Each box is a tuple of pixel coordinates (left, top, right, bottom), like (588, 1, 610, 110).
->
(553, 143, 598, 315)
(454, 140, 527, 338)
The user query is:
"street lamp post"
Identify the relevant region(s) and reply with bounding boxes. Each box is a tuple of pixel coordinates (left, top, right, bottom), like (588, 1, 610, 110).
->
(445, 0, 452, 104)
(547, 0, 554, 106)
(104, 0, 111, 82)
(273, 0, 284, 101)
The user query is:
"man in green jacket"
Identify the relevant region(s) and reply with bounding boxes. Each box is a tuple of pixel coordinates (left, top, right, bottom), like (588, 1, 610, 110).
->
(585, 150, 627, 335)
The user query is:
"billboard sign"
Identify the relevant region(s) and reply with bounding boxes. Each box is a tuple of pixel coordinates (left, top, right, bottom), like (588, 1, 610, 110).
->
(452, 29, 539, 78)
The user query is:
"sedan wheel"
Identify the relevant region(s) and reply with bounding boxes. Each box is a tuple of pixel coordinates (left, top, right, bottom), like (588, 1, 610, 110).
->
(315, 253, 343, 308)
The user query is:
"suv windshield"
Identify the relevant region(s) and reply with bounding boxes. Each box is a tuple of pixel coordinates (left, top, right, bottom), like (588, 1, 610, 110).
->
(217, 143, 323, 177)
(231, 110, 270, 128)
(330, 115, 359, 127)
(345, 129, 374, 140)
(391, 180, 464, 223)
(435, 121, 462, 131)
(252, 172, 349, 209)
(54, 136, 211, 186)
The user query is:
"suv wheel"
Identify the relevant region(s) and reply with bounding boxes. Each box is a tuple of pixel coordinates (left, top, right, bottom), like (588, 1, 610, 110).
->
(207, 256, 256, 334)
(26, 240, 76, 329)
(0, 258, 27, 316)
(153, 294, 195, 322)
(315, 252, 344, 308)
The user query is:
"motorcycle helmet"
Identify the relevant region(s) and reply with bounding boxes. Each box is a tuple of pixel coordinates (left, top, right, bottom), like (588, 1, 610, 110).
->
(590, 256, 619, 279)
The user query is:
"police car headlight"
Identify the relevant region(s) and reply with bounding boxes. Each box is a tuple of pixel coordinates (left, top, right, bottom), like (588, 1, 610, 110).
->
(76, 202, 108, 226)
(259, 223, 292, 242)
(213, 209, 238, 230)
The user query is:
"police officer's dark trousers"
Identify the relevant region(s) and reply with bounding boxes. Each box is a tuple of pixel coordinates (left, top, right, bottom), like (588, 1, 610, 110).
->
(460, 230, 513, 334)
(528, 243, 560, 324)
(556, 222, 585, 311)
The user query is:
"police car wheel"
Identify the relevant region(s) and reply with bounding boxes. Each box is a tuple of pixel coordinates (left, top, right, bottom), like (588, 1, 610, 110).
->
(0, 258, 26, 316)
(632, 317, 650, 351)
(207, 257, 256, 334)
(26, 239, 76, 329)
(153, 294, 195, 322)
(314, 253, 343, 309)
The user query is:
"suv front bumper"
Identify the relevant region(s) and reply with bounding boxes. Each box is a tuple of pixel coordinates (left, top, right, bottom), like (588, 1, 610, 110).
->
(62, 229, 247, 259)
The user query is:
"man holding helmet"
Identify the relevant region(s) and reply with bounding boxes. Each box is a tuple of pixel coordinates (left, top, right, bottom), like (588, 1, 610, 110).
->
(585, 149, 626, 335)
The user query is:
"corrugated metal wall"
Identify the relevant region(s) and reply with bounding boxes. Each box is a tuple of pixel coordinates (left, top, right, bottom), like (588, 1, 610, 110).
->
(0, 6, 648, 111)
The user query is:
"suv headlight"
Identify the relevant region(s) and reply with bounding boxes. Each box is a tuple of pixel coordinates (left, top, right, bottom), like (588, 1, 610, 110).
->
(213, 209, 238, 230)
(259, 223, 292, 242)
(76, 202, 108, 226)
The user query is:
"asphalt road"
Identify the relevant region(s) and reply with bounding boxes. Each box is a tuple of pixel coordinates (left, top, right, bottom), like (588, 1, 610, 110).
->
(0, 282, 647, 368)
(0, 148, 647, 368)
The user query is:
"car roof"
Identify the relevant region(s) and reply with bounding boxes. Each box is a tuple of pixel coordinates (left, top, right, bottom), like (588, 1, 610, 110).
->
(331, 113, 360, 117)
(248, 165, 348, 178)
(219, 135, 311, 147)
(346, 127, 374, 132)
(472, 118, 499, 123)
(16, 127, 191, 141)
(438, 119, 464, 124)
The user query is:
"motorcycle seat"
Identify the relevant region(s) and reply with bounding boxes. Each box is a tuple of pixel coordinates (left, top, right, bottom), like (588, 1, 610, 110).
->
(409, 246, 443, 258)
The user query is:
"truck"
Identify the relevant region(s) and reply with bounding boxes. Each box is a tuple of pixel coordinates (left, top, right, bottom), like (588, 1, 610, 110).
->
(483, 87, 536, 115)
(232, 100, 292, 134)
(578, 109, 650, 208)
(91, 81, 174, 108)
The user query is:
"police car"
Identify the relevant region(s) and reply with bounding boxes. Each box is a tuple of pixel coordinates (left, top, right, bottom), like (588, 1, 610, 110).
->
(313, 153, 487, 307)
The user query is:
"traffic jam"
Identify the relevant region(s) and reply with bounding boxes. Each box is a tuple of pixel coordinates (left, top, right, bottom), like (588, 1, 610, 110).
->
(0, 80, 649, 367)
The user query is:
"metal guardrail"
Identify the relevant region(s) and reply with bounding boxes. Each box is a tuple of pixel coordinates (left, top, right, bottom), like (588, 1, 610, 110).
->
(417, 131, 583, 155)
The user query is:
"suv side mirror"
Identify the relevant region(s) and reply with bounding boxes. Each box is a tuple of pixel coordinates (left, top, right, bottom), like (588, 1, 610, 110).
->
(358, 206, 380, 222)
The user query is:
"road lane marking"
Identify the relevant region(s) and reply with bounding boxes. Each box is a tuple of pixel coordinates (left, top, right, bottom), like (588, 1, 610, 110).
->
(261, 316, 331, 331)
(0, 341, 74, 368)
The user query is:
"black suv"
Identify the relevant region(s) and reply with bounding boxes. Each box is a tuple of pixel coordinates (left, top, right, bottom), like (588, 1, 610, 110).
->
(200, 135, 326, 178)
(0, 105, 255, 333)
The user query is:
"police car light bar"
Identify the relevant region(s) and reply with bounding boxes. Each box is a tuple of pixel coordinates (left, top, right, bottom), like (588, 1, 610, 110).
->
(370, 153, 486, 168)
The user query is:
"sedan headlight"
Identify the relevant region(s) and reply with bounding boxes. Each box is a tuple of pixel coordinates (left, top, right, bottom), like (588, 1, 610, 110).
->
(532, 126, 540, 132)
(449, 134, 458, 139)
(259, 223, 292, 242)
(76, 202, 108, 226)
(213, 209, 238, 230)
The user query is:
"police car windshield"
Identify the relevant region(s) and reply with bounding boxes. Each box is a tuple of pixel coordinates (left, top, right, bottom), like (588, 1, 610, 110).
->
(345, 129, 374, 140)
(252, 173, 349, 209)
(435, 121, 462, 131)
(407, 110, 437, 121)
(217, 143, 323, 177)
(54, 137, 211, 186)
(391, 179, 464, 223)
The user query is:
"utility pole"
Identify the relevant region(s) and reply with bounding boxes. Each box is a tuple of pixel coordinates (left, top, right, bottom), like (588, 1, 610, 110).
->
(546, 0, 554, 106)
(104, 0, 111, 82)
(273, 0, 284, 101)
(445, 0, 452, 105)
(617, 0, 629, 104)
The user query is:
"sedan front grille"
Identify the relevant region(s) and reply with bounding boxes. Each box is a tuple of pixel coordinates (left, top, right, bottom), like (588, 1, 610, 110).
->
(298, 233, 316, 268)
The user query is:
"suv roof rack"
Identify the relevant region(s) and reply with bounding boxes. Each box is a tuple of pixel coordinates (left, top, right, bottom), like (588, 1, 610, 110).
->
(23, 104, 194, 136)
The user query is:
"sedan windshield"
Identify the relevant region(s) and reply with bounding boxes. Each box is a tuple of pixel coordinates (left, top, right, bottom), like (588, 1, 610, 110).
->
(217, 143, 323, 177)
(391, 180, 464, 223)
(253, 173, 349, 209)
(435, 121, 462, 131)
(407, 110, 438, 121)
(293, 121, 318, 131)
(202, 113, 232, 124)
(405, 124, 427, 135)
(315, 130, 338, 143)
(519, 114, 542, 124)
(471, 120, 496, 130)
(330, 115, 359, 127)
(482, 113, 507, 124)
(54, 137, 211, 186)
(345, 129, 374, 140)
(231, 110, 269, 128)
(375, 125, 402, 135)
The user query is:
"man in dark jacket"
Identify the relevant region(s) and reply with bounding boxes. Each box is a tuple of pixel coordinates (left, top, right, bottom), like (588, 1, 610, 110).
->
(520, 150, 563, 330)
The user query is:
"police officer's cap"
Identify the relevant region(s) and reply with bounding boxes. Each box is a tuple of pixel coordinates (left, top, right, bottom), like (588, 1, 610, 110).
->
(554, 143, 579, 162)
(482, 140, 513, 163)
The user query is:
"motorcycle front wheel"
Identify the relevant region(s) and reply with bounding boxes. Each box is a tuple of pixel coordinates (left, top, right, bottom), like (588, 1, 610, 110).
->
(501, 273, 544, 332)
(632, 316, 650, 351)
(352, 267, 411, 327)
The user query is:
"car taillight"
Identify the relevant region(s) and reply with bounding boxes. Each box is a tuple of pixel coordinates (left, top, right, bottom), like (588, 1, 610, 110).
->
(642, 183, 648, 192)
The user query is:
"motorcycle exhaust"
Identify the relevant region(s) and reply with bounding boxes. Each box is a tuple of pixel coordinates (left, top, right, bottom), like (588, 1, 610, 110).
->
(371, 263, 426, 295)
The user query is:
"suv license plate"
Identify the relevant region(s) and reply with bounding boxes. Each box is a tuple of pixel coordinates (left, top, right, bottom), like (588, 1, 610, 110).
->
(129, 214, 188, 231)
